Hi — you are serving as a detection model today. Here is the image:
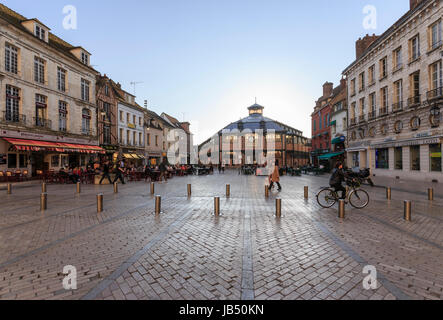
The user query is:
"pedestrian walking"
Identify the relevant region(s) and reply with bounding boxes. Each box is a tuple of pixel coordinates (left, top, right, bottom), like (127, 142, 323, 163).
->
(113, 160, 126, 185)
(99, 160, 112, 185)
(158, 158, 168, 183)
(268, 160, 282, 192)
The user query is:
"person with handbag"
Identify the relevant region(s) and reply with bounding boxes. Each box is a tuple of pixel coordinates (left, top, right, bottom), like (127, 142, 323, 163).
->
(268, 160, 282, 192)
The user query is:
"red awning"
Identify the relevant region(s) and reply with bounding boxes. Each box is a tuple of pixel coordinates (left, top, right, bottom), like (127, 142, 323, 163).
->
(2, 138, 105, 154)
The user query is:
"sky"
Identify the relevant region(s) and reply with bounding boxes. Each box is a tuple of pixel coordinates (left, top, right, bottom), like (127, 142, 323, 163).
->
(2, 0, 410, 144)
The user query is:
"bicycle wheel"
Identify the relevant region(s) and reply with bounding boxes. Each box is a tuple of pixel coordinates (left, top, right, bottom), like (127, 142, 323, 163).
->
(349, 189, 369, 209)
(316, 188, 337, 208)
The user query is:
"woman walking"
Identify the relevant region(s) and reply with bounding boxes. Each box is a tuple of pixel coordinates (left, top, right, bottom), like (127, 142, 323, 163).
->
(268, 160, 282, 192)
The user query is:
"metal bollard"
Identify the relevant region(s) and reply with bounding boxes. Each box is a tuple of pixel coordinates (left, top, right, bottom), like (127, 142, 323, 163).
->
(114, 182, 118, 193)
(428, 188, 434, 201)
(338, 200, 345, 219)
(304, 186, 309, 199)
(214, 197, 220, 216)
(404, 200, 412, 221)
(150, 183, 155, 195)
(7, 183, 11, 195)
(386, 187, 392, 200)
(155, 196, 162, 215)
(276, 199, 282, 218)
(97, 194, 104, 213)
(187, 184, 192, 197)
(226, 184, 231, 198)
(40, 193, 47, 211)
(265, 186, 269, 198)
(42, 183, 47, 193)
(76, 182, 81, 194)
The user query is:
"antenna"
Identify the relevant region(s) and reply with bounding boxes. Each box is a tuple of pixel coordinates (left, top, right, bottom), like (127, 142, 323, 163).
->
(130, 81, 143, 95)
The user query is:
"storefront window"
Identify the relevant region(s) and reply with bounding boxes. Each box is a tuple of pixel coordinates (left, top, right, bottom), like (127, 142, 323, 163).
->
(430, 144, 442, 172)
(394, 147, 403, 170)
(7, 154, 17, 169)
(51, 155, 59, 167)
(19, 154, 27, 168)
(410, 146, 420, 171)
(376, 148, 389, 169)
(61, 155, 69, 168)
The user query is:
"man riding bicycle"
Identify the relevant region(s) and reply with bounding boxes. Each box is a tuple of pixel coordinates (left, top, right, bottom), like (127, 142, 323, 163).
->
(329, 161, 346, 200)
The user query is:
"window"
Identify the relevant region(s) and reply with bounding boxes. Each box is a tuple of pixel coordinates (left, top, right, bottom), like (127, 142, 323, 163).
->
(59, 101, 67, 132)
(369, 65, 375, 85)
(127, 113, 130, 123)
(5, 85, 20, 122)
(5, 44, 18, 74)
(51, 155, 60, 168)
(155, 135, 159, 147)
(35, 25, 45, 40)
(410, 72, 420, 102)
(104, 84, 109, 96)
(369, 93, 376, 117)
(103, 125, 111, 145)
(147, 133, 151, 146)
(376, 148, 389, 169)
(120, 111, 123, 122)
(127, 130, 130, 145)
(133, 115, 136, 125)
(410, 116, 421, 131)
(139, 133, 142, 146)
(103, 102, 111, 120)
(409, 35, 420, 62)
(350, 79, 356, 95)
(34, 57, 45, 84)
(313, 120, 316, 131)
(163, 141, 166, 150)
(410, 146, 420, 171)
(429, 20, 442, 51)
(81, 52, 89, 65)
(430, 60, 442, 91)
(81, 79, 90, 101)
(18, 154, 27, 168)
(119, 128, 123, 143)
(394, 120, 403, 134)
(139, 117, 142, 126)
(359, 72, 365, 91)
(8, 154, 17, 169)
(82, 109, 91, 134)
(35, 94, 47, 126)
(359, 98, 365, 116)
(393, 47, 403, 71)
(379, 57, 387, 79)
(430, 144, 442, 172)
(57, 67, 66, 92)
(351, 102, 356, 119)
(133, 131, 136, 146)
(395, 147, 403, 170)
(381, 86, 388, 110)
(394, 80, 403, 106)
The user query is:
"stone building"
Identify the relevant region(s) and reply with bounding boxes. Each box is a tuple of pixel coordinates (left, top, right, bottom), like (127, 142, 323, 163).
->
(144, 109, 174, 166)
(343, 0, 442, 182)
(329, 78, 348, 165)
(0, 4, 102, 176)
(161, 113, 192, 164)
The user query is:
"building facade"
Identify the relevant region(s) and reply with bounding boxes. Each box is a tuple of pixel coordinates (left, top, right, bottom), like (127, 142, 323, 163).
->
(343, 0, 443, 182)
(329, 78, 348, 165)
(161, 113, 192, 164)
(144, 109, 174, 166)
(0, 4, 102, 176)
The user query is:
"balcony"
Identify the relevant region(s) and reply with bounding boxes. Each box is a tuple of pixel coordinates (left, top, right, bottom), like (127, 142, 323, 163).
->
(392, 102, 403, 113)
(359, 115, 366, 123)
(34, 117, 52, 130)
(81, 128, 93, 136)
(2, 112, 26, 126)
(368, 111, 377, 120)
(350, 118, 357, 126)
(407, 95, 421, 108)
(427, 87, 443, 101)
(379, 107, 388, 117)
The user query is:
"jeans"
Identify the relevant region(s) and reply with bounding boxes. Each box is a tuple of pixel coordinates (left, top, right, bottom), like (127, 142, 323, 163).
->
(100, 173, 112, 184)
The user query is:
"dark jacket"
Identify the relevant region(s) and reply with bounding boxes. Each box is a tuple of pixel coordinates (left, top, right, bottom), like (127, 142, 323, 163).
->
(329, 168, 345, 186)
(103, 163, 110, 174)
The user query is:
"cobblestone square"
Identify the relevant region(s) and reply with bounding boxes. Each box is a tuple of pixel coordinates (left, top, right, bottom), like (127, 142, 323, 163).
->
(0, 172, 442, 300)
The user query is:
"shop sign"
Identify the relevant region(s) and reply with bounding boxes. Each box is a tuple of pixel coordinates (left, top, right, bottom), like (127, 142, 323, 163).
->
(1, 130, 99, 146)
(128, 123, 136, 129)
(373, 137, 441, 148)
(414, 132, 431, 139)
(431, 152, 442, 158)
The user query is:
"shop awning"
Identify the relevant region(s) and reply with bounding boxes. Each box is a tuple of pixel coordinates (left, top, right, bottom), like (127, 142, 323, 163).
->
(3, 138, 105, 154)
(318, 151, 344, 160)
(123, 153, 145, 159)
(332, 136, 346, 144)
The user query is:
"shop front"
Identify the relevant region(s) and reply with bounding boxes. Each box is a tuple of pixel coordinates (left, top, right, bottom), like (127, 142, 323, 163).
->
(121, 150, 146, 168)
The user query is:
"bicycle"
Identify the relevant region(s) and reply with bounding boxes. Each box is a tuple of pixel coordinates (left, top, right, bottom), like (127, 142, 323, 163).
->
(316, 178, 370, 209)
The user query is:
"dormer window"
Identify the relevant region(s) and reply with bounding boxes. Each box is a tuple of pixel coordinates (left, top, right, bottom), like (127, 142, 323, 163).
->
(35, 24, 46, 40)
(81, 52, 89, 65)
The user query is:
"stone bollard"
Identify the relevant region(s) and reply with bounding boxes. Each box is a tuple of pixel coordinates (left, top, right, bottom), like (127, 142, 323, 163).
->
(97, 194, 104, 213)
(304, 186, 309, 200)
(386, 187, 392, 200)
(338, 200, 345, 219)
(155, 196, 162, 215)
(7, 183, 11, 195)
(114, 182, 118, 193)
(428, 188, 434, 201)
(265, 186, 269, 198)
(187, 184, 192, 197)
(40, 193, 47, 211)
(150, 183, 155, 195)
(76, 182, 81, 194)
(275, 199, 282, 218)
(226, 184, 231, 198)
(42, 183, 47, 193)
(404, 200, 412, 221)
(214, 197, 220, 216)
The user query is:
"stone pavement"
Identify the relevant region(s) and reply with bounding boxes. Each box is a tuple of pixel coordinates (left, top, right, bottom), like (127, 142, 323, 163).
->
(0, 171, 442, 300)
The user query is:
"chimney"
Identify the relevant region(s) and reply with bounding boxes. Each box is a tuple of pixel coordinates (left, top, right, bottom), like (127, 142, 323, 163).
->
(410, 0, 424, 10)
(323, 82, 333, 98)
(356, 34, 379, 59)
(340, 77, 347, 89)
(180, 122, 190, 133)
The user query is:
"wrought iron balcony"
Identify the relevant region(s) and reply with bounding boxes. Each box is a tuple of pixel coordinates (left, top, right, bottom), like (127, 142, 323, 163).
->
(81, 127, 93, 136)
(407, 95, 421, 108)
(427, 87, 443, 101)
(350, 118, 357, 126)
(359, 115, 366, 123)
(379, 107, 388, 117)
(392, 102, 403, 113)
(368, 111, 377, 120)
(2, 112, 26, 125)
(34, 117, 52, 129)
